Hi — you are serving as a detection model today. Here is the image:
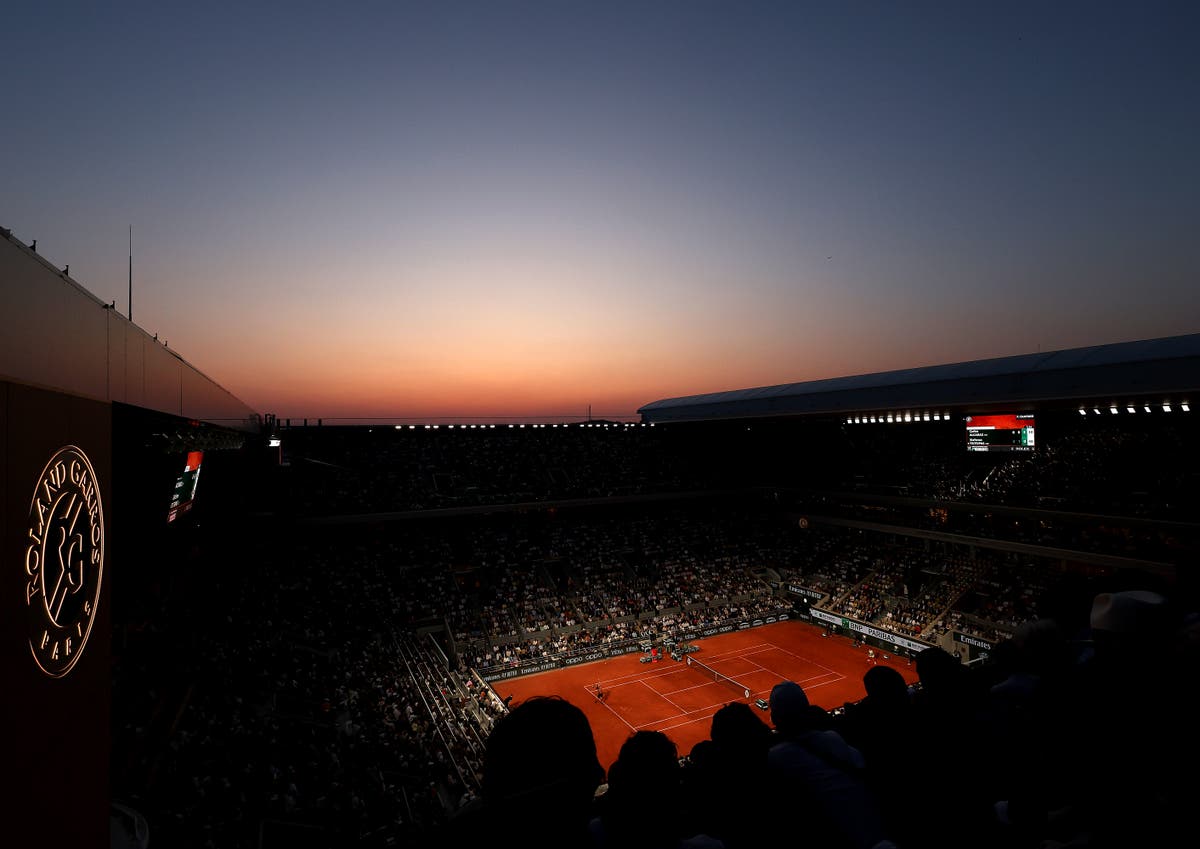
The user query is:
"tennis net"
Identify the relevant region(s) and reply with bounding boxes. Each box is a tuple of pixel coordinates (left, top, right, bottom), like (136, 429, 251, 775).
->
(686, 655, 751, 700)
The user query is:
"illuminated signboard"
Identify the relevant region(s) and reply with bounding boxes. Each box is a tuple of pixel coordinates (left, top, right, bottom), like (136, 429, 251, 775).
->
(965, 413, 1036, 453)
(168, 450, 203, 522)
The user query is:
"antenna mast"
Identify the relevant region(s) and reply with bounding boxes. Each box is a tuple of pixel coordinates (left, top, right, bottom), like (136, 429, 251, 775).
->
(128, 226, 133, 320)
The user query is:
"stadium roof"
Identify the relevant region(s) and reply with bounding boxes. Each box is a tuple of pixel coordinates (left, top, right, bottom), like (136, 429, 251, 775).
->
(638, 333, 1200, 423)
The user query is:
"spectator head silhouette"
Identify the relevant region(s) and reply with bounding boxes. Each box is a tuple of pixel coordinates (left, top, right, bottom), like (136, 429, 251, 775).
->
(481, 695, 604, 846)
(862, 664, 909, 707)
(711, 700, 773, 751)
(606, 729, 679, 804)
(914, 646, 966, 693)
(1090, 590, 1169, 642)
(769, 680, 810, 735)
(597, 730, 691, 847)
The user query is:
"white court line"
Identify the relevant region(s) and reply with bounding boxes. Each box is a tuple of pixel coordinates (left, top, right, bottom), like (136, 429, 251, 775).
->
(648, 711, 732, 735)
(641, 678, 688, 712)
(583, 683, 637, 733)
(595, 644, 775, 688)
(744, 642, 842, 679)
(611, 639, 855, 729)
(580, 634, 876, 737)
(635, 691, 757, 731)
(658, 678, 737, 698)
(691, 644, 848, 698)
(737, 654, 845, 698)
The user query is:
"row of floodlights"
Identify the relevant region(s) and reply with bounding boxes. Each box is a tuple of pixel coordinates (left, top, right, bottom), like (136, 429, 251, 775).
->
(845, 412, 954, 424)
(1079, 402, 1190, 415)
(392, 422, 654, 430)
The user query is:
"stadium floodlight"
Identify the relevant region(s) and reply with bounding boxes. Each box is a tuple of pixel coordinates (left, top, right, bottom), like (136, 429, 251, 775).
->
(1093, 408, 1101, 415)
(1182, 403, 1191, 412)
(923, 413, 931, 421)
(1078, 408, 1086, 415)
(1163, 403, 1171, 412)
(1110, 406, 1118, 415)
(904, 413, 912, 422)
(268, 437, 281, 447)
(1126, 406, 1136, 414)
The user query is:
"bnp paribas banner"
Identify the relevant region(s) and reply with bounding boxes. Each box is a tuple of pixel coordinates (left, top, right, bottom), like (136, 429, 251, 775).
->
(808, 608, 930, 654)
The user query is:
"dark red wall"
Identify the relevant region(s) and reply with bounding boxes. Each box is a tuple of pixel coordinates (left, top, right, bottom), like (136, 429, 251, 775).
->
(1, 380, 112, 847)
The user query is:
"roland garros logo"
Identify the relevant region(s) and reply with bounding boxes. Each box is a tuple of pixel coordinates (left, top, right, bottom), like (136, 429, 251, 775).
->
(25, 446, 105, 678)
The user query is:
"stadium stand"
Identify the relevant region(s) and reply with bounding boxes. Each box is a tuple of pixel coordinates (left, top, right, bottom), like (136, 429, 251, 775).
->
(107, 403, 1199, 848)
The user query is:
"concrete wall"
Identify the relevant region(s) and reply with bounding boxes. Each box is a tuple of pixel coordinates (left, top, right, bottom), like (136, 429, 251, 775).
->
(1, 230, 258, 429)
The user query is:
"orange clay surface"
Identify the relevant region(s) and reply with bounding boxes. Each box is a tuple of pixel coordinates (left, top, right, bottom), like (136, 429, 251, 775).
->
(493, 619, 920, 774)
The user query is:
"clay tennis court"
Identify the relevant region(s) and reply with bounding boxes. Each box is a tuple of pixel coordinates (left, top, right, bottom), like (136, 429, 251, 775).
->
(493, 620, 920, 772)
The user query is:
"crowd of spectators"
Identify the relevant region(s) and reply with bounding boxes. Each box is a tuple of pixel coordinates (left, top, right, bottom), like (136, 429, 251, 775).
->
(427, 579, 1198, 849)
(275, 423, 724, 515)
(108, 414, 1198, 847)
(832, 416, 1199, 521)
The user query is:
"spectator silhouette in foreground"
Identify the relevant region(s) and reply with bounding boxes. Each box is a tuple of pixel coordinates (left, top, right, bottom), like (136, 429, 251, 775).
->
(906, 645, 997, 847)
(591, 729, 724, 849)
(439, 695, 604, 849)
(995, 587, 1193, 849)
(765, 680, 896, 849)
(835, 664, 922, 846)
(688, 702, 773, 849)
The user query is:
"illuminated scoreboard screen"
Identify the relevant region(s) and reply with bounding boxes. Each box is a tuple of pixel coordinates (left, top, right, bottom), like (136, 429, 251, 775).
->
(964, 413, 1036, 453)
(168, 450, 203, 522)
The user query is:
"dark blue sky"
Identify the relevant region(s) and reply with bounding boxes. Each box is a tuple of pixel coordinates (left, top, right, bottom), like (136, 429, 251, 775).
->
(4, 2, 1197, 418)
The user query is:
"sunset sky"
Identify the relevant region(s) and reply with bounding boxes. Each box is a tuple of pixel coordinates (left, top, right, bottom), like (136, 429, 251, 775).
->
(5, 2, 1198, 421)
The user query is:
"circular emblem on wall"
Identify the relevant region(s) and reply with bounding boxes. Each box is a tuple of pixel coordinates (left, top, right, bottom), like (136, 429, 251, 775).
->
(24, 446, 105, 678)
